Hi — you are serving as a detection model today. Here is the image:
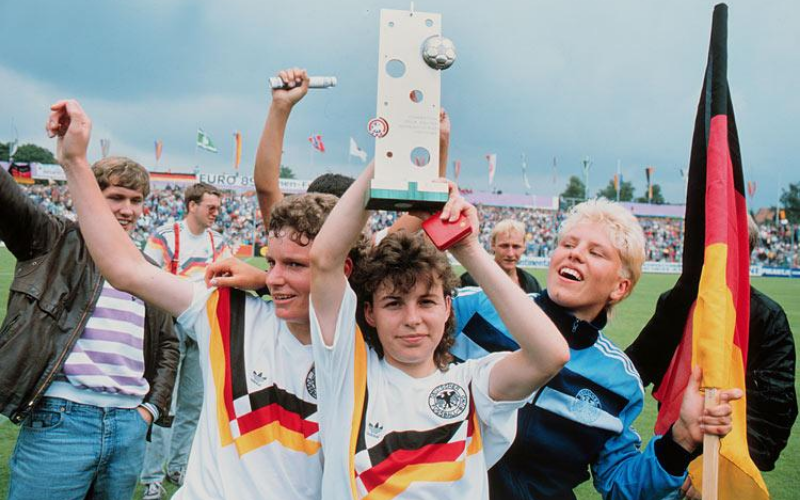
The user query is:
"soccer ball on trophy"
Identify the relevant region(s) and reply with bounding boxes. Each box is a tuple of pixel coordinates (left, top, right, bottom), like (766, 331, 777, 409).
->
(421, 35, 457, 70)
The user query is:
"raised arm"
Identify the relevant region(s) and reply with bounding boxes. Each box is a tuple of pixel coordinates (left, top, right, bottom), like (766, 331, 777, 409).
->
(437, 108, 450, 178)
(309, 162, 373, 346)
(47, 100, 192, 317)
(254, 68, 310, 226)
(448, 202, 569, 402)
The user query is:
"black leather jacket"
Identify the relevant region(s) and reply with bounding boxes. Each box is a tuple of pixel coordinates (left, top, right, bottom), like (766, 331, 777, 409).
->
(627, 286, 798, 471)
(746, 287, 798, 471)
(0, 168, 179, 425)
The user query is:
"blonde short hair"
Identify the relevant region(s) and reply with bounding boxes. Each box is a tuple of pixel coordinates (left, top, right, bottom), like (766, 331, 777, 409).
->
(491, 219, 526, 245)
(557, 198, 645, 299)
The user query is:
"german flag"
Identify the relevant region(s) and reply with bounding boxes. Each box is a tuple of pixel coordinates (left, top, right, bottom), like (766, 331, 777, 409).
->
(9, 163, 34, 185)
(626, 4, 767, 498)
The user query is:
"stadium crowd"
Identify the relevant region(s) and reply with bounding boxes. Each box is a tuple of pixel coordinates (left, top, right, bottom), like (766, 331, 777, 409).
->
(15, 182, 800, 268)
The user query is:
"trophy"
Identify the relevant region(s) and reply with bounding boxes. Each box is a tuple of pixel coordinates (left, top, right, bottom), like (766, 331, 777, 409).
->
(365, 8, 457, 211)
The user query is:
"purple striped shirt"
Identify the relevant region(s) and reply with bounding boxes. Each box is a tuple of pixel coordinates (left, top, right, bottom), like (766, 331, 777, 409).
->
(58, 281, 150, 397)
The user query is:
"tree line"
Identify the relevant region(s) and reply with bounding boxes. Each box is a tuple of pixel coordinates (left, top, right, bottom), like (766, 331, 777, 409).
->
(560, 175, 665, 204)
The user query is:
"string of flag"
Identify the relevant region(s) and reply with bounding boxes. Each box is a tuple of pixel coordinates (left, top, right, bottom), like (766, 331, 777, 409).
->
(180, 130, 701, 198)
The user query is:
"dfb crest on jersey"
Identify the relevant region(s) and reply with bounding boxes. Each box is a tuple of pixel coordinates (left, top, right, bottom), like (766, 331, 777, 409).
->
(570, 388, 601, 424)
(428, 382, 467, 419)
(305, 365, 317, 399)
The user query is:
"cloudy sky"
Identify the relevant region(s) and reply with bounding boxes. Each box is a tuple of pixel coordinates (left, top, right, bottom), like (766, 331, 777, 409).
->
(1, 0, 797, 208)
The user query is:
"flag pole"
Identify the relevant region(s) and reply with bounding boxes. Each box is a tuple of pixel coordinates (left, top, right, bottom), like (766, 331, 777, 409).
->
(775, 173, 782, 226)
(703, 388, 721, 500)
(552, 156, 558, 195)
(582, 156, 592, 200)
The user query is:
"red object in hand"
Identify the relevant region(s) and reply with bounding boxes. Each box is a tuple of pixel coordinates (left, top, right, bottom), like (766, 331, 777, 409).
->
(422, 211, 472, 251)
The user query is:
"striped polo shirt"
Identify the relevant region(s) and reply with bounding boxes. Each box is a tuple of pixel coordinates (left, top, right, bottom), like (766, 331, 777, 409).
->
(46, 281, 150, 409)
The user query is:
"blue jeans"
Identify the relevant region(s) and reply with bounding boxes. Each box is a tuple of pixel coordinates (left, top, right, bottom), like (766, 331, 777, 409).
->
(140, 325, 203, 484)
(8, 397, 149, 500)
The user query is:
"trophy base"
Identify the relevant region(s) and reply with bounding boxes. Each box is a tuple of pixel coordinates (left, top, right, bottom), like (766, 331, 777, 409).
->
(365, 182, 449, 211)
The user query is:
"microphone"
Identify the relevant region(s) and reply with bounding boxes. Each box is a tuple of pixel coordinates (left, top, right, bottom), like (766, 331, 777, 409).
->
(268, 76, 337, 90)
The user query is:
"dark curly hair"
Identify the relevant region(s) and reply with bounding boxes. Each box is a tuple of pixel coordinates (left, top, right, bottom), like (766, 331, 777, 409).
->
(351, 231, 459, 371)
(268, 193, 337, 245)
(267, 192, 368, 269)
(307, 173, 355, 198)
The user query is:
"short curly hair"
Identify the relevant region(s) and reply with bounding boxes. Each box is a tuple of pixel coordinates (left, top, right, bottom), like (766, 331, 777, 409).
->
(267, 193, 368, 268)
(268, 193, 338, 246)
(352, 231, 459, 371)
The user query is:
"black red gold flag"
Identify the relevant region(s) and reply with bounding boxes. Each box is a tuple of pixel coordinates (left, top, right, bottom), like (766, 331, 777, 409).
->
(625, 4, 767, 498)
(9, 163, 33, 185)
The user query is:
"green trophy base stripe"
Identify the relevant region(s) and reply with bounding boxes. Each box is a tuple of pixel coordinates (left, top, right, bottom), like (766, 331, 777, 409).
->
(365, 181, 449, 211)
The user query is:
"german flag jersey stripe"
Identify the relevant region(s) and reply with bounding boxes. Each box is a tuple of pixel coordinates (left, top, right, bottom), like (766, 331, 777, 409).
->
(354, 386, 482, 497)
(208, 288, 319, 457)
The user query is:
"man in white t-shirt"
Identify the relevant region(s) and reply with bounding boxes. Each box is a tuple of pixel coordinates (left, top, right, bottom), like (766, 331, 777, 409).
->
(52, 99, 345, 500)
(141, 182, 231, 499)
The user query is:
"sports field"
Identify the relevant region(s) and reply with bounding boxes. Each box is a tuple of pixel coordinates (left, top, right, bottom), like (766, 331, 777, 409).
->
(0, 247, 797, 499)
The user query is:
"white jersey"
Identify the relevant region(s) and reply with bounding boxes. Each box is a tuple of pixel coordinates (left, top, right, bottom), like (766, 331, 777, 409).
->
(310, 283, 527, 500)
(174, 283, 321, 500)
(144, 220, 229, 282)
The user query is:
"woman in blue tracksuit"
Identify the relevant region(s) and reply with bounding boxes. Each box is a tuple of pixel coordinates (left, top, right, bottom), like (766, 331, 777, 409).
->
(451, 198, 742, 500)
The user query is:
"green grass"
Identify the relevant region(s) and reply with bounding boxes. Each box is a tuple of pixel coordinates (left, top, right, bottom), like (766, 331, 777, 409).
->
(0, 250, 797, 499)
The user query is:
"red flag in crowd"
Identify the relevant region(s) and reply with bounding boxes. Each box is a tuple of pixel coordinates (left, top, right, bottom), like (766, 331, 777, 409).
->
(308, 134, 325, 153)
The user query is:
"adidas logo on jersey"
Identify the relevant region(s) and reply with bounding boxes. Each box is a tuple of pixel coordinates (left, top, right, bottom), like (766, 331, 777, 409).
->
(367, 422, 384, 438)
(250, 370, 267, 386)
